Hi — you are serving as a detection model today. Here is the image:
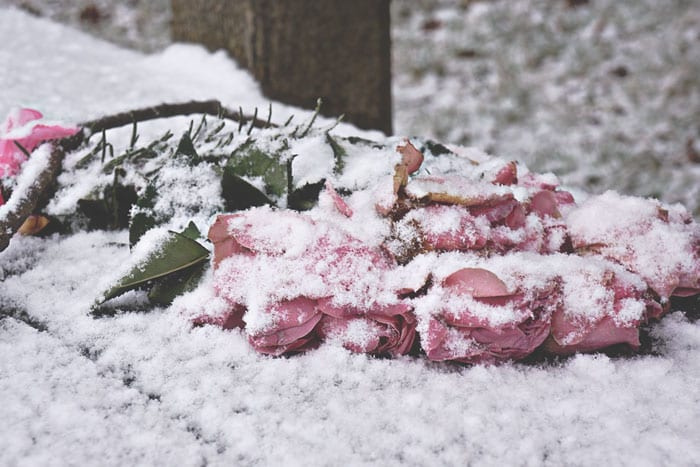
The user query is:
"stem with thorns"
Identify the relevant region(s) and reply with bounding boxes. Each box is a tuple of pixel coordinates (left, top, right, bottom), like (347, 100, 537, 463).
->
(0, 100, 272, 252)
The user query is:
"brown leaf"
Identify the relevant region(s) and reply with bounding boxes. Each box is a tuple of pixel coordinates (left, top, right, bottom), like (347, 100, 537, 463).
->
(393, 163, 409, 195)
(396, 140, 424, 175)
(425, 191, 513, 207)
(18, 215, 50, 236)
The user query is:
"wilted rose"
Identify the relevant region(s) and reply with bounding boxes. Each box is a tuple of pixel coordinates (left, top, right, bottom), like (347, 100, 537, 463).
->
(0, 108, 78, 178)
(419, 267, 555, 364)
(544, 259, 660, 354)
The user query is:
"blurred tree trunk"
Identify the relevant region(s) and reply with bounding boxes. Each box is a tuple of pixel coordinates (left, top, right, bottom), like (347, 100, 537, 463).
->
(171, 0, 392, 135)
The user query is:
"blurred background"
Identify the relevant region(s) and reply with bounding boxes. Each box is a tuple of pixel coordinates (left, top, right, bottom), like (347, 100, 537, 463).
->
(2, 0, 699, 215)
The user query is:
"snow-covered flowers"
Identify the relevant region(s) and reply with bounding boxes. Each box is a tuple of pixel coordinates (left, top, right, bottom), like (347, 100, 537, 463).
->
(416, 266, 556, 364)
(198, 141, 700, 364)
(207, 208, 417, 356)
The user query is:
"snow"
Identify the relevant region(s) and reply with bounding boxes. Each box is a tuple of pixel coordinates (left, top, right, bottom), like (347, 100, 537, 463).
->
(1, 5, 700, 467)
(0, 144, 52, 220)
(393, 0, 700, 217)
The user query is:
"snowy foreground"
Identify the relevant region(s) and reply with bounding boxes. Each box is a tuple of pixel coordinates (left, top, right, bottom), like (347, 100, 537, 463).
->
(1, 8, 700, 467)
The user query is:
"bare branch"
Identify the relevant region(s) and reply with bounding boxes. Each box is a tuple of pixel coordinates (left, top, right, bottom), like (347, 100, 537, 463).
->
(0, 144, 64, 251)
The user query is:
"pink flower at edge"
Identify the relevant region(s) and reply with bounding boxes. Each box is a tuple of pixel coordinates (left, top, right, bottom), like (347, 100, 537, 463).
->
(544, 261, 660, 355)
(0, 108, 79, 178)
(422, 267, 556, 364)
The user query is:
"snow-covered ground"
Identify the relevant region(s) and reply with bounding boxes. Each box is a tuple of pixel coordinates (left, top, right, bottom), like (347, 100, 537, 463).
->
(1, 5, 699, 467)
(6, 0, 700, 215)
(393, 0, 700, 215)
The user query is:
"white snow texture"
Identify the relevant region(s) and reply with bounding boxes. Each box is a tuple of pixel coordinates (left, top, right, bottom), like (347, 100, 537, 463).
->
(1, 5, 699, 467)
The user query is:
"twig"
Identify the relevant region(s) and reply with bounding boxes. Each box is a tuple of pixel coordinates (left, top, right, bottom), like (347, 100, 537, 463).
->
(0, 144, 65, 251)
(0, 100, 272, 252)
(80, 100, 273, 140)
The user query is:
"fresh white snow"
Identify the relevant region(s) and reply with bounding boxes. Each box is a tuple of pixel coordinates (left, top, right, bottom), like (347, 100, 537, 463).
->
(1, 6, 699, 467)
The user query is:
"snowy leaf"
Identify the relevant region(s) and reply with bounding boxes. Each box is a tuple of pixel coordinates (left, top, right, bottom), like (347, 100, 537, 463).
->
(99, 231, 209, 304)
(227, 141, 287, 197)
(147, 261, 206, 305)
(175, 133, 201, 165)
(221, 168, 274, 211)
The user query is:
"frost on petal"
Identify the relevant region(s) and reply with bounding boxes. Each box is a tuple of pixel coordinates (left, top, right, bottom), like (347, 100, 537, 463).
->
(418, 265, 556, 364)
(567, 191, 700, 300)
(249, 297, 322, 356)
(1, 108, 42, 133)
(544, 258, 655, 355)
(0, 109, 79, 177)
(317, 299, 416, 356)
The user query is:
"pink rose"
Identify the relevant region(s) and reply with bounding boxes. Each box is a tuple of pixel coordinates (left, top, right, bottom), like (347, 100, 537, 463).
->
(0, 108, 78, 178)
(380, 148, 575, 261)
(248, 297, 323, 356)
(205, 207, 415, 356)
(544, 258, 661, 354)
(419, 267, 555, 364)
(206, 209, 326, 354)
(567, 191, 700, 301)
(316, 299, 416, 357)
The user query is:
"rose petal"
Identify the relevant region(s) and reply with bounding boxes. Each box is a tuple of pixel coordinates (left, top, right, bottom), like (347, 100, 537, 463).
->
(324, 181, 353, 217)
(443, 268, 510, 298)
(493, 161, 517, 185)
(530, 190, 561, 218)
(192, 303, 246, 330)
(1, 108, 42, 134)
(396, 140, 424, 174)
(13, 124, 79, 153)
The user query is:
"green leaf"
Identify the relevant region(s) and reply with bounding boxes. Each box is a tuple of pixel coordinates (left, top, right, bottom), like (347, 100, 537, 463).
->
(422, 139, 454, 157)
(176, 133, 201, 165)
(129, 212, 157, 247)
(148, 261, 206, 305)
(102, 152, 129, 174)
(77, 198, 111, 229)
(100, 231, 209, 304)
(129, 183, 158, 246)
(326, 133, 346, 175)
(221, 167, 274, 211)
(228, 143, 287, 197)
(288, 180, 325, 211)
(180, 221, 201, 240)
(78, 183, 138, 231)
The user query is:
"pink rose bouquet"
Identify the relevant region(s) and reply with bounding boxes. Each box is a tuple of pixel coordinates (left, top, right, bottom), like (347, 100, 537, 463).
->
(198, 140, 699, 363)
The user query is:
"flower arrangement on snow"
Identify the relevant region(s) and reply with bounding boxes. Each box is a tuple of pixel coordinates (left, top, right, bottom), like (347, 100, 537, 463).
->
(197, 141, 699, 364)
(2, 105, 697, 365)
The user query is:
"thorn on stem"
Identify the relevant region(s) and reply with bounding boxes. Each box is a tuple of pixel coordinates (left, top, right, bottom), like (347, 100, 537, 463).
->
(247, 107, 258, 135)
